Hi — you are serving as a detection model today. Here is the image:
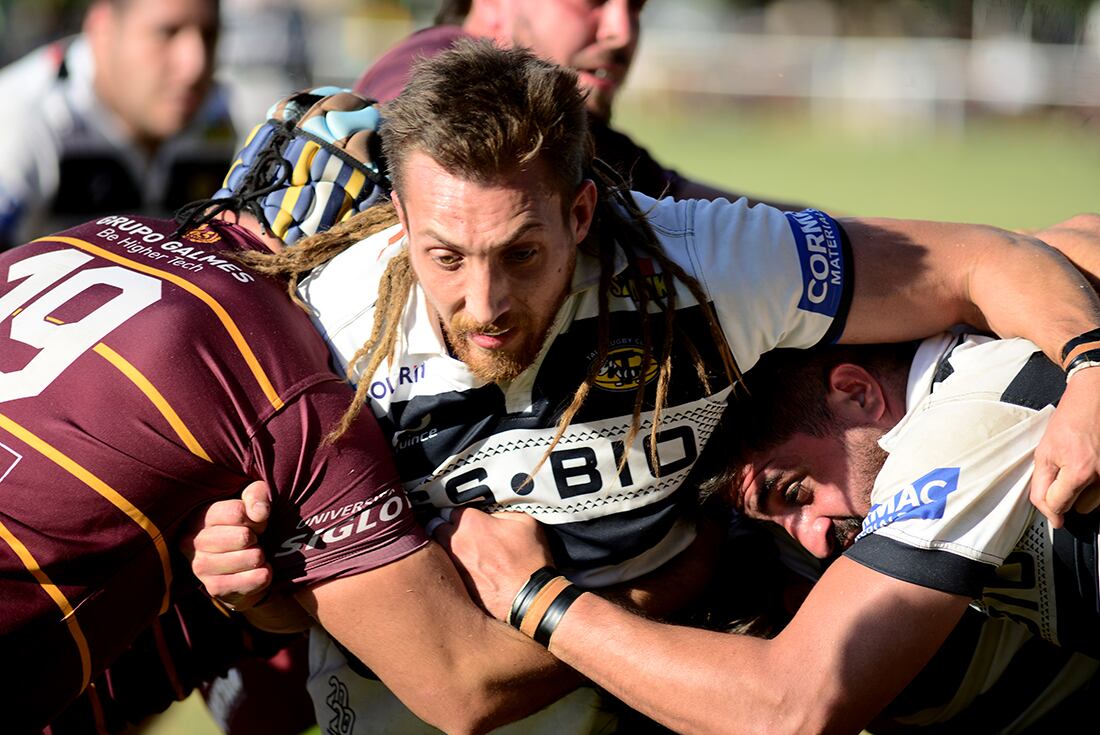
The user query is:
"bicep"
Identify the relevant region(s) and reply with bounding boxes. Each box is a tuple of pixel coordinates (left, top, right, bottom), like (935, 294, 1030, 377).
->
(774, 556, 971, 732)
(838, 217, 980, 344)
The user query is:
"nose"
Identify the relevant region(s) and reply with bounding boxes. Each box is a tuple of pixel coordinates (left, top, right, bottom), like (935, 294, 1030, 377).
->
(596, 0, 638, 50)
(463, 261, 511, 326)
(782, 511, 834, 560)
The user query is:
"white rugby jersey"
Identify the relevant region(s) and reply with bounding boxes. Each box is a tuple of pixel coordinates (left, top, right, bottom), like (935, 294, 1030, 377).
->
(847, 333, 1100, 655)
(301, 194, 851, 585)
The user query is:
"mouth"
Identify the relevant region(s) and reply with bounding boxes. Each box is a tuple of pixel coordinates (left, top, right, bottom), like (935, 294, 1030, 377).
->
(468, 329, 514, 350)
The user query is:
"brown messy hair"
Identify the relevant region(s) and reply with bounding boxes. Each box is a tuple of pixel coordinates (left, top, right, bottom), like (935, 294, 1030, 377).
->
(243, 41, 742, 477)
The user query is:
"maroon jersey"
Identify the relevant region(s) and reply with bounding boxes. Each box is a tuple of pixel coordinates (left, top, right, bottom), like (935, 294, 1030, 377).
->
(0, 215, 427, 730)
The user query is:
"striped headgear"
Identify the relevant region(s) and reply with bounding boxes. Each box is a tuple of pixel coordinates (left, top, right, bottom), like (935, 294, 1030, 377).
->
(211, 86, 389, 246)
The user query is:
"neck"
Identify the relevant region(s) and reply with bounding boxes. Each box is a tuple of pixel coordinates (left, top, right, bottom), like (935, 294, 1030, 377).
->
(214, 211, 286, 253)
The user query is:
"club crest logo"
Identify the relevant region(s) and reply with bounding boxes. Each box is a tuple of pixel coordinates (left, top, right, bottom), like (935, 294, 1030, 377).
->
(183, 224, 221, 244)
(590, 343, 658, 392)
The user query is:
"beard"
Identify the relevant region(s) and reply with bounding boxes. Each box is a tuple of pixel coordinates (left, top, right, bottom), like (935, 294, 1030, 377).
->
(444, 310, 549, 384)
(830, 431, 890, 555)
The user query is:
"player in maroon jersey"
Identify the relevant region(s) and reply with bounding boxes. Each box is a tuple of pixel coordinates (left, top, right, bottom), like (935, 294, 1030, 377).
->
(0, 88, 567, 734)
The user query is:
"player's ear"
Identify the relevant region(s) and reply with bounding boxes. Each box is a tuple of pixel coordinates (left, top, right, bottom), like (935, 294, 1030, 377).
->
(826, 363, 886, 423)
(569, 179, 598, 245)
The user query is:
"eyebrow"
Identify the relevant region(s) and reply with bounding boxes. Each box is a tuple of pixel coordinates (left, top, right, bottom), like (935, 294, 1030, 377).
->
(752, 474, 779, 516)
(422, 221, 545, 252)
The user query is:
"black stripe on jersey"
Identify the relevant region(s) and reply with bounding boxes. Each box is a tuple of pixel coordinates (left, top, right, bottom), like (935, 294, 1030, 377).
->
(1000, 350, 1066, 410)
(1052, 513, 1100, 657)
(818, 221, 855, 347)
(883, 609, 1096, 733)
(844, 534, 991, 598)
(930, 333, 966, 389)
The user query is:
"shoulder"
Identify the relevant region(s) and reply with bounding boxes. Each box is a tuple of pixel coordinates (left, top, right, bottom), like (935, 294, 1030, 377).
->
(299, 221, 405, 336)
(354, 26, 472, 101)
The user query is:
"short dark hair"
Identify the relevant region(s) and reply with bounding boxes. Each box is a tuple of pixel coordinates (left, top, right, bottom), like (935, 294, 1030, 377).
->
(697, 342, 918, 503)
(381, 39, 592, 202)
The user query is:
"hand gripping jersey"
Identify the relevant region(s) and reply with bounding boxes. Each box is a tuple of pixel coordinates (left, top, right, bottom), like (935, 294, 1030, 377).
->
(846, 333, 1100, 656)
(0, 36, 237, 249)
(0, 215, 425, 731)
(300, 194, 851, 729)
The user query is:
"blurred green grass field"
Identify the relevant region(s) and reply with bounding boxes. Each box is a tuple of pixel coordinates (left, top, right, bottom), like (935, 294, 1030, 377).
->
(615, 98, 1100, 228)
(138, 104, 1098, 735)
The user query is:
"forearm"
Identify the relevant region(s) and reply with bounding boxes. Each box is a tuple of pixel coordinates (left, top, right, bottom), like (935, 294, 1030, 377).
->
(548, 592, 799, 735)
(533, 559, 968, 735)
(1031, 213, 1100, 293)
(300, 544, 581, 734)
(841, 218, 1100, 362)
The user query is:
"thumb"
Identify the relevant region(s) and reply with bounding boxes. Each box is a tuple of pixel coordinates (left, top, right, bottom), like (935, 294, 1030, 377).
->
(1029, 461, 1064, 530)
(241, 480, 272, 531)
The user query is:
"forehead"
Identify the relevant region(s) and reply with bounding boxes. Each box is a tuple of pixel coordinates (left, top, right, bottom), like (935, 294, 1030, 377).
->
(119, 0, 218, 27)
(396, 151, 568, 243)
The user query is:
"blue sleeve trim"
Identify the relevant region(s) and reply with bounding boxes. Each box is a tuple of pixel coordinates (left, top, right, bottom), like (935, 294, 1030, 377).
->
(783, 210, 850, 338)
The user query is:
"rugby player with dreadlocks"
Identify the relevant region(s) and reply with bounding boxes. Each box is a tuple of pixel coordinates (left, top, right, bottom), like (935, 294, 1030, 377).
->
(191, 40, 1100, 731)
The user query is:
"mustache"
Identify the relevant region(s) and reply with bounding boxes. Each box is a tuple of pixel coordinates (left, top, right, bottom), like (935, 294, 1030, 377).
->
(448, 315, 511, 337)
(832, 517, 863, 552)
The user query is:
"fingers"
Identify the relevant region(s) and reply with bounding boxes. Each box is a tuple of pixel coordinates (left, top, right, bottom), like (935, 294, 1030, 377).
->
(1029, 460, 1064, 529)
(240, 480, 272, 529)
(198, 567, 273, 605)
(1072, 483, 1100, 515)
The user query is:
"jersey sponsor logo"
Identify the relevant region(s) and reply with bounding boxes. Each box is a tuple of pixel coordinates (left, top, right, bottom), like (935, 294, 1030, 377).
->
(786, 209, 844, 317)
(274, 489, 410, 558)
(392, 412, 438, 450)
(609, 265, 670, 301)
(324, 675, 356, 735)
(857, 467, 959, 540)
(92, 216, 254, 282)
(406, 398, 728, 523)
(368, 362, 428, 400)
(590, 342, 659, 392)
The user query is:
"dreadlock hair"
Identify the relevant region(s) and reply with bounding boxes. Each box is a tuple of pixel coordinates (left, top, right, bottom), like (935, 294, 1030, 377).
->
(697, 342, 918, 507)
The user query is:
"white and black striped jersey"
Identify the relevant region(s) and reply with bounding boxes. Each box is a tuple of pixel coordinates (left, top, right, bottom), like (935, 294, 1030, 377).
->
(847, 333, 1100, 656)
(302, 194, 851, 585)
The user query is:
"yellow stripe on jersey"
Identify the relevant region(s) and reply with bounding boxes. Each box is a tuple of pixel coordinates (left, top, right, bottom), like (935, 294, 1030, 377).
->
(33, 236, 285, 411)
(0, 517, 93, 692)
(40, 317, 214, 461)
(0, 412, 173, 615)
(92, 343, 213, 462)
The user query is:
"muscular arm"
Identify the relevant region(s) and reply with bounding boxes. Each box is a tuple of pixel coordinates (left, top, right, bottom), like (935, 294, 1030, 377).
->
(1026, 213, 1100, 294)
(545, 558, 969, 735)
(187, 489, 581, 735)
(838, 217, 1100, 356)
(441, 510, 971, 735)
(297, 543, 580, 735)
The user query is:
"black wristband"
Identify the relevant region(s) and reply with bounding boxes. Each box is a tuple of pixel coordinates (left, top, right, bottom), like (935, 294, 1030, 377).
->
(533, 583, 584, 647)
(509, 566, 559, 628)
(1061, 327, 1100, 364)
(1065, 348, 1100, 379)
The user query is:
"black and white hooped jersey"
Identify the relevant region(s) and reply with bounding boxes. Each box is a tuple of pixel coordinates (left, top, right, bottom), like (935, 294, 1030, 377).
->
(302, 194, 852, 586)
(846, 333, 1100, 655)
